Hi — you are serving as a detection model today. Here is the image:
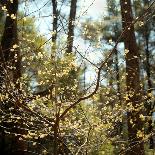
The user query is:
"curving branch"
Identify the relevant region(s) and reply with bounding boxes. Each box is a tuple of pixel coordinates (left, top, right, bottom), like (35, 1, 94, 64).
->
(59, 0, 155, 120)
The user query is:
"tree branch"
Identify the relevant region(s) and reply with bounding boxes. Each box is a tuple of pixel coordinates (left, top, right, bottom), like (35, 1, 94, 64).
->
(59, 0, 155, 120)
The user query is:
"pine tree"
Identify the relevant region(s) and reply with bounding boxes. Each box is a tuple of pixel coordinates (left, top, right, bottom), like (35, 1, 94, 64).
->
(66, 0, 77, 53)
(120, 0, 144, 154)
(134, 0, 155, 149)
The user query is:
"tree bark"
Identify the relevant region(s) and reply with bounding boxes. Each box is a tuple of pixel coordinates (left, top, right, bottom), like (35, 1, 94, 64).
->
(51, 0, 58, 54)
(144, 33, 154, 149)
(0, 0, 21, 84)
(66, 0, 77, 53)
(120, 0, 145, 154)
(142, 0, 154, 149)
(0, 1, 26, 155)
(115, 49, 121, 102)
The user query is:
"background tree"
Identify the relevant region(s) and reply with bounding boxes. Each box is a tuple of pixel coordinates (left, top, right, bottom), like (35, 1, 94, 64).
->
(134, 0, 155, 149)
(120, 0, 144, 154)
(66, 0, 77, 53)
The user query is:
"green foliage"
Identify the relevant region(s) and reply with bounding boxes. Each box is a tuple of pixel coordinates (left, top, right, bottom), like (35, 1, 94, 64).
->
(1, 0, 155, 154)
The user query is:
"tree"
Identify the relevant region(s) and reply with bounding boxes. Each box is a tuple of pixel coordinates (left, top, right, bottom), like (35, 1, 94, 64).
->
(0, 0, 21, 83)
(106, 0, 122, 103)
(0, 1, 26, 155)
(120, 0, 144, 154)
(66, 0, 77, 53)
(134, 0, 155, 149)
(51, 0, 58, 54)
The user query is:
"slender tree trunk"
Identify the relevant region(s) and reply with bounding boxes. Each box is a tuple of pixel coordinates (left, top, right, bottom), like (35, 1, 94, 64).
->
(114, 48, 123, 137)
(53, 115, 59, 155)
(51, 2, 59, 153)
(142, 1, 154, 149)
(120, 0, 144, 154)
(115, 49, 121, 102)
(51, 0, 58, 54)
(144, 33, 154, 149)
(66, 0, 77, 53)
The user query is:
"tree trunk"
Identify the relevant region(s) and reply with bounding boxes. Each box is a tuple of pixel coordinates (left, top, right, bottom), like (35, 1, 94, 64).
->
(66, 0, 77, 53)
(51, 0, 58, 54)
(0, 0, 21, 84)
(120, 0, 145, 154)
(115, 49, 121, 102)
(142, 0, 154, 149)
(144, 33, 154, 149)
(0, 1, 26, 155)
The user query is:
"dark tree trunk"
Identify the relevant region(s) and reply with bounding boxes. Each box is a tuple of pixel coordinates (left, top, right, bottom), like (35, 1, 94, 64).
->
(120, 0, 145, 154)
(0, 1, 25, 155)
(66, 0, 77, 53)
(134, 0, 154, 149)
(144, 33, 154, 149)
(142, 0, 154, 149)
(115, 49, 121, 102)
(51, 0, 58, 54)
(0, 0, 21, 84)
